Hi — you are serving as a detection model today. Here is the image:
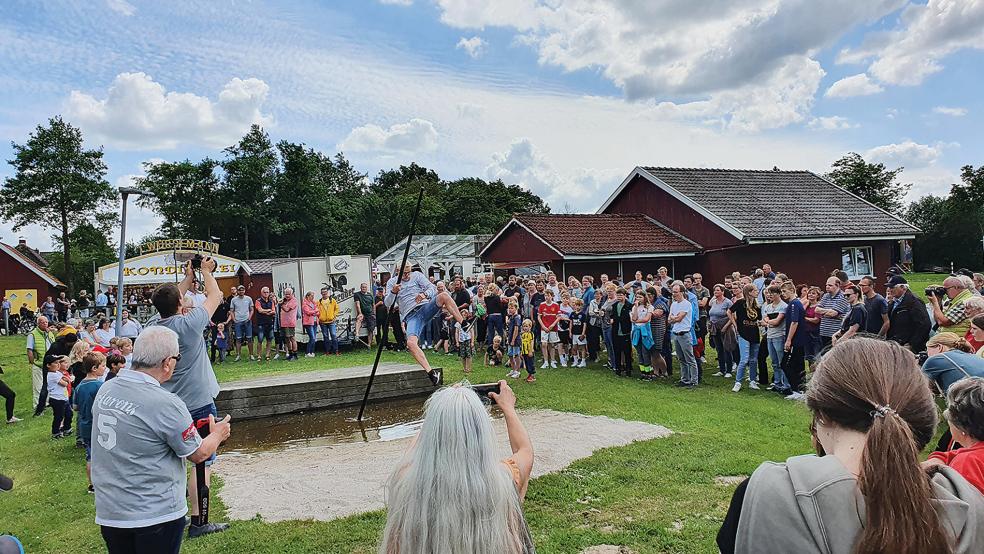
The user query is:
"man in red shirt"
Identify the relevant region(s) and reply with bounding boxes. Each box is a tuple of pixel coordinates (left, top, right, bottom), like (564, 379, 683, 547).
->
(537, 289, 560, 368)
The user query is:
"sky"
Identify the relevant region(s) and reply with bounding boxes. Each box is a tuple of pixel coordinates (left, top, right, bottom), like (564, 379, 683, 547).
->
(1, 0, 982, 251)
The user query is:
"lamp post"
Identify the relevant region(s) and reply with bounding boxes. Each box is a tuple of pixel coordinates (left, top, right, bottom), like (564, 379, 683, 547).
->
(115, 186, 153, 335)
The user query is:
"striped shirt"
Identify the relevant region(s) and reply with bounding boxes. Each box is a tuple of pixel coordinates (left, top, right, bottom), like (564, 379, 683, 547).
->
(818, 291, 850, 338)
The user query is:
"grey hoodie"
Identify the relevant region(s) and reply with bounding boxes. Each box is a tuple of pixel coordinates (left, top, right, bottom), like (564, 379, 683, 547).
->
(736, 454, 984, 554)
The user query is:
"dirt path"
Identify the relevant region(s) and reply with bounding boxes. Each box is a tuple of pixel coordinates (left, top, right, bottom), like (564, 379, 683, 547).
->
(215, 409, 672, 522)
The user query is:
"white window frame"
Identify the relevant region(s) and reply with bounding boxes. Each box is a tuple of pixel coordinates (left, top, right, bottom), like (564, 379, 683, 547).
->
(841, 246, 874, 279)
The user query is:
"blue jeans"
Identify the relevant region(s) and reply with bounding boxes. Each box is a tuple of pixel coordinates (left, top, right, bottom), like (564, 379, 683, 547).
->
(767, 336, 790, 388)
(735, 336, 759, 383)
(320, 322, 338, 353)
(486, 313, 504, 345)
(304, 325, 318, 354)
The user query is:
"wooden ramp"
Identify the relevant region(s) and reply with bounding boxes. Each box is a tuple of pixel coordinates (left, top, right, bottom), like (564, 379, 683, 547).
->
(216, 363, 441, 420)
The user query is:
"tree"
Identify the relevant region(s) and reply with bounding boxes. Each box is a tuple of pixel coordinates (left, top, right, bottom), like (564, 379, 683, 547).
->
(826, 152, 911, 215)
(136, 158, 221, 238)
(0, 117, 118, 293)
(906, 165, 984, 270)
(221, 125, 279, 258)
(46, 222, 117, 294)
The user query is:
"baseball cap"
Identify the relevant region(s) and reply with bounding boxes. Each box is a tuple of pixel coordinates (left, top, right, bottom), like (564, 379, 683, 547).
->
(886, 275, 908, 287)
(42, 353, 68, 366)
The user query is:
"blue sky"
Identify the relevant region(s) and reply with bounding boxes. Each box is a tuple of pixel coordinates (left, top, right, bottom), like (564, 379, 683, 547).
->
(1, 0, 982, 250)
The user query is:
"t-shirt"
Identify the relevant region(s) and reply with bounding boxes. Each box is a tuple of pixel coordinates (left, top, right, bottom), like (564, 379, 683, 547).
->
(485, 294, 503, 316)
(155, 307, 220, 412)
(353, 291, 374, 317)
(538, 302, 560, 330)
(73, 378, 103, 442)
(558, 305, 573, 332)
(863, 293, 888, 334)
(521, 331, 534, 356)
(255, 297, 275, 326)
(46, 370, 69, 401)
(212, 298, 230, 325)
(456, 318, 474, 343)
(670, 300, 693, 334)
(784, 298, 809, 347)
(570, 311, 585, 336)
(452, 289, 472, 310)
(91, 369, 202, 528)
(761, 301, 788, 340)
(729, 299, 760, 343)
(708, 298, 733, 327)
(840, 304, 868, 335)
(230, 295, 253, 323)
(487, 345, 503, 363)
(506, 314, 523, 346)
(694, 286, 711, 318)
(818, 292, 849, 338)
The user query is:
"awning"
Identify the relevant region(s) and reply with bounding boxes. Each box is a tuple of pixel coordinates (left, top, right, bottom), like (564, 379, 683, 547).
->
(491, 261, 550, 270)
(96, 250, 251, 287)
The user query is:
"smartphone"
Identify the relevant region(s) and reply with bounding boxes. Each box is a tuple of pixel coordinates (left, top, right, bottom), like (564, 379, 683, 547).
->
(470, 382, 501, 403)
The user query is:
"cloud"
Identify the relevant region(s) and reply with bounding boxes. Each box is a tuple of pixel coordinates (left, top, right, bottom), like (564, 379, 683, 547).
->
(932, 106, 967, 117)
(808, 116, 858, 130)
(65, 72, 272, 150)
(106, 0, 135, 16)
(378, 0, 413, 5)
(485, 138, 621, 210)
(839, 0, 984, 86)
(824, 73, 883, 97)
(338, 118, 438, 154)
(865, 140, 947, 168)
(455, 102, 485, 118)
(456, 36, 487, 59)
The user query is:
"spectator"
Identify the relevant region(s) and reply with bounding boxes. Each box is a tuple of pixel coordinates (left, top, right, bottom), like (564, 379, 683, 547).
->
(537, 289, 560, 369)
(353, 282, 375, 348)
(761, 285, 788, 392)
(922, 332, 984, 394)
(729, 284, 761, 392)
(91, 326, 232, 553)
(378, 382, 534, 554)
(718, 338, 984, 554)
(456, 309, 476, 374)
(669, 283, 698, 388)
(78, 320, 98, 348)
(646, 286, 670, 377)
(780, 282, 808, 398)
(73, 351, 106, 493)
(963, 297, 984, 353)
(484, 284, 507, 347)
(929, 276, 976, 336)
(44, 354, 72, 439)
(0, 363, 19, 424)
(94, 318, 114, 348)
(214, 324, 228, 363)
(94, 289, 108, 316)
(885, 275, 931, 354)
(55, 291, 70, 322)
(254, 287, 277, 361)
(587, 290, 605, 363)
(114, 310, 142, 340)
(831, 285, 866, 345)
(974, 273, 984, 295)
(1, 296, 9, 336)
(41, 296, 56, 321)
(26, 315, 55, 412)
(709, 284, 735, 378)
(301, 291, 319, 358)
(150, 258, 229, 539)
(279, 288, 298, 361)
(630, 290, 655, 379)
(229, 285, 254, 362)
(209, 289, 231, 363)
(657, 266, 671, 288)
(609, 288, 633, 377)
(815, 277, 849, 349)
(923, 377, 984, 495)
(77, 290, 91, 318)
(859, 276, 889, 336)
(317, 288, 340, 356)
(692, 273, 711, 358)
(972, 315, 984, 357)
(600, 284, 617, 371)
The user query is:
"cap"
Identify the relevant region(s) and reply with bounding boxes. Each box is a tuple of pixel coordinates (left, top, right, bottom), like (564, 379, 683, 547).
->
(42, 353, 68, 366)
(886, 275, 908, 287)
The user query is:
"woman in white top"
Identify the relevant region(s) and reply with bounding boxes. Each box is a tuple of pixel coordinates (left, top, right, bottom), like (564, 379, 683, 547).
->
(93, 318, 114, 348)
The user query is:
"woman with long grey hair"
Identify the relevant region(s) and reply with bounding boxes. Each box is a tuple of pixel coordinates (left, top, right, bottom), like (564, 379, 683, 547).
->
(379, 381, 535, 554)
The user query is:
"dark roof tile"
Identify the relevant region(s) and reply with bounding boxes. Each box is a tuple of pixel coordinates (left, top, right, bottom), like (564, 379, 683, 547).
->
(514, 213, 701, 255)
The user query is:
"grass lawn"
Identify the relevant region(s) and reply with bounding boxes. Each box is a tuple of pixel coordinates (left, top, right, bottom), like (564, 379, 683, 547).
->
(0, 273, 950, 553)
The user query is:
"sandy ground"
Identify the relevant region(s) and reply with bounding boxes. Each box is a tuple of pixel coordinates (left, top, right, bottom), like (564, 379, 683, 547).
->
(215, 409, 672, 522)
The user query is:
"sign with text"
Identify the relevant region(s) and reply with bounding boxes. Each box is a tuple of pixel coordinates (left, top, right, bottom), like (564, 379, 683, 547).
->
(97, 251, 243, 286)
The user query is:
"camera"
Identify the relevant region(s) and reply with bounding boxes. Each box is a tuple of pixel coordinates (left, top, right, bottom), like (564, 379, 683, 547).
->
(925, 285, 946, 298)
(191, 253, 203, 270)
(917, 351, 929, 365)
(470, 382, 501, 403)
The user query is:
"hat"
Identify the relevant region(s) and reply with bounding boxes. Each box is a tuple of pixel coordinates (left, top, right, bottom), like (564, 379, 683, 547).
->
(42, 353, 68, 366)
(886, 275, 908, 287)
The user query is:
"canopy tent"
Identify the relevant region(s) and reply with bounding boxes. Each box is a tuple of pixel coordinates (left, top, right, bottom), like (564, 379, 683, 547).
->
(95, 250, 252, 289)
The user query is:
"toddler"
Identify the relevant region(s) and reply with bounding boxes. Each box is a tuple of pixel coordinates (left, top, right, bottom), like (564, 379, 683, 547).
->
(485, 335, 504, 367)
(506, 302, 523, 378)
(215, 323, 229, 363)
(520, 319, 536, 383)
(45, 354, 73, 439)
(456, 309, 475, 373)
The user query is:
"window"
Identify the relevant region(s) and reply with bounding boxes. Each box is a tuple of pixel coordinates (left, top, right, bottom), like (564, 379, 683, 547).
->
(841, 247, 873, 278)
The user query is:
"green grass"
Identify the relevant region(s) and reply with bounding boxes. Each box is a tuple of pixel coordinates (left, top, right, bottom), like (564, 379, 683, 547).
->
(0, 273, 950, 553)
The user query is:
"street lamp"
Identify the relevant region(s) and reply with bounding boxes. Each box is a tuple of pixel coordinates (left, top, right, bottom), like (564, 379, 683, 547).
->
(115, 186, 153, 335)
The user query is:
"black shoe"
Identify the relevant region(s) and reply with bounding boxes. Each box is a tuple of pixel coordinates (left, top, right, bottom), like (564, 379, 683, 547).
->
(428, 370, 442, 386)
(52, 432, 63, 439)
(674, 381, 688, 387)
(0, 473, 13, 492)
(33, 410, 43, 417)
(61, 428, 73, 437)
(87, 484, 94, 494)
(188, 522, 230, 539)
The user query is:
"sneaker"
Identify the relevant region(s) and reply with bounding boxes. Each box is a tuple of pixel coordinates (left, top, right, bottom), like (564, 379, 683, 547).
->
(87, 484, 94, 494)
(711, 371, 724, 377)
(785, 391, 805, 401)
(234, 355, 241, 362)
(749, 381, 760, 390)
(52, 432, 63, 439)
(0, 474, 12, 492)
(560, 355, 568, 367)
(6, 416, 22, 424)
(428, 369, 442, 386)
(765, 383, 776, 391)
(724, 372, 732, 378)
(526, 375, 536, 383)
(273, 353, 280, 360)
(579, 359, 587, 367)
(188, 522, 230, 539)
(508, 370, 521, 379)
(732, 382, 742, 392)
(550, 361, 557, 368)
(540, 361, 549, 369)
(674, 381, 688, 387)
(250, 356, 258, 361)
(61, 427, 73, 437)
(307, 353, 315, 358)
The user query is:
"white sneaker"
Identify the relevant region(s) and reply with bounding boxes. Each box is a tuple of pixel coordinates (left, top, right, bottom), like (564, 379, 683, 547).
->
(785, 391, 805, 401)
(550, 361, 558, 368)
(541, 361, 549, 369)
(732, 382, 742, 392)
(724, 372, 732, 378)
(7, 416, 22, 424)
(250, 356, 257, 361)
(234, 355, 241, 362)
(307, 353, 315, 358)
(273, 353, 280, 360)
(579, 359, 587, 367)
(508, 370, 520, 379)
(560, 354, 567, 366)
(749, 381, 760, 390)
(712, 371, 724, 377)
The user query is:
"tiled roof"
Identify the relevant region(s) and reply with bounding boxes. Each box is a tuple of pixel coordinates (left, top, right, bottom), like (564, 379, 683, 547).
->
(0, 242, 65, 287)
(514, 213, 701, 255)
(640, 167, 919, 239)
(242, 258, 293, 274)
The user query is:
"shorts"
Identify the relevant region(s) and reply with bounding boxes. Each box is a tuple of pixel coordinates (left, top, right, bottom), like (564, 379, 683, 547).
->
(256, 323, 275, 340)
(362, 315, 376, 331)
(572, 335, 586, 346)
(458, 342, 473, 359)
(540, 330, 560, 343)
(188, 403, 218, 466)
(404, 297, 442, 338)
(558, 330, 571, 345)
(282, 326, 296, 338)
(233, 320, 252, 340)
(508, 346, 521, 357)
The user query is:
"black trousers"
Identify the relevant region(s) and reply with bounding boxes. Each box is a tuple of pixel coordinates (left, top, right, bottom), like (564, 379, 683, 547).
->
(101, 517, 185, 554)
(613, 334, 632, 373)
(757, 337, 770, 385)
(50, 398, 72, 435)
(587, 325, 601, 361)
(782, 345, 806, 392)
(0, 379, 14, 420)
(387, 312, 406, 350)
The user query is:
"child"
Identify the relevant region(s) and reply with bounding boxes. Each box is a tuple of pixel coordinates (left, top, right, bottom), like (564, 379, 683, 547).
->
(520, 319, 536, 383)
(557, 293, 573, 367)
(73, 352, 105, 493)
(118, 338, 133, 371)
(435, 310, 450, 354)
(537, 289, 561, 369)
(456, 309, 475, 373)
(506, 301, 523, 378)
(485, 335, 504, 367)
(923, 377, 984, 494)
(569, 298, 587, 367)
(103, 354, 126, 382)
(215, 323, 229, 363)
(45, 354, 73, 439)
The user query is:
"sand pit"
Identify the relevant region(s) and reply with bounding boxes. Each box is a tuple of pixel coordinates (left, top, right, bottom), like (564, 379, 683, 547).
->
(215, 409, 672, 522)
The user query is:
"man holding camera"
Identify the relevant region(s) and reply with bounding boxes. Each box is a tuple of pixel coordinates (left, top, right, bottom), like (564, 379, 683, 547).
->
(928, 276, 975, 336)
(150, 257, 229, 539)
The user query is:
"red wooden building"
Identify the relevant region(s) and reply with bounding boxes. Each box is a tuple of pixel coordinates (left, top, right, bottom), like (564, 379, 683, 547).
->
(481, 167, 918, 286)
(1, 239, 65, 311)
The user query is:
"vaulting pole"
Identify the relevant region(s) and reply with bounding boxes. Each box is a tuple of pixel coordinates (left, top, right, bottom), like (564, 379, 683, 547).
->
(358, 187, 425, 421)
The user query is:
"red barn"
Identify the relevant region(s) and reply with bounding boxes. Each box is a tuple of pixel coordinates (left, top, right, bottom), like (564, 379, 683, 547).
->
(0, 239, 65, 311)
(481, 167, 918, 286)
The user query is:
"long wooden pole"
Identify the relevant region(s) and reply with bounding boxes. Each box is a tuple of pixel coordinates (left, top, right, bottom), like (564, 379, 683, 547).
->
(358, 187, 425, 421)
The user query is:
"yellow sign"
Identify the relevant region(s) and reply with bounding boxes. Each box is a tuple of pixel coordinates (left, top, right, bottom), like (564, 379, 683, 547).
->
(140, 239, 219, 255)
(5, 289, 38, 311)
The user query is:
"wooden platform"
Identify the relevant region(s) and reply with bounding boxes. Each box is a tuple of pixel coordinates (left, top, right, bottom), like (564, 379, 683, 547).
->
(215, 363, 441, 420)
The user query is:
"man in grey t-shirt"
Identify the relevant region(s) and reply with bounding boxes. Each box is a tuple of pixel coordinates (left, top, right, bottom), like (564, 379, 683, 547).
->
(91, 326, 230, 553)
(228, 286, 254, 362)
(151, 257, 230, 539)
